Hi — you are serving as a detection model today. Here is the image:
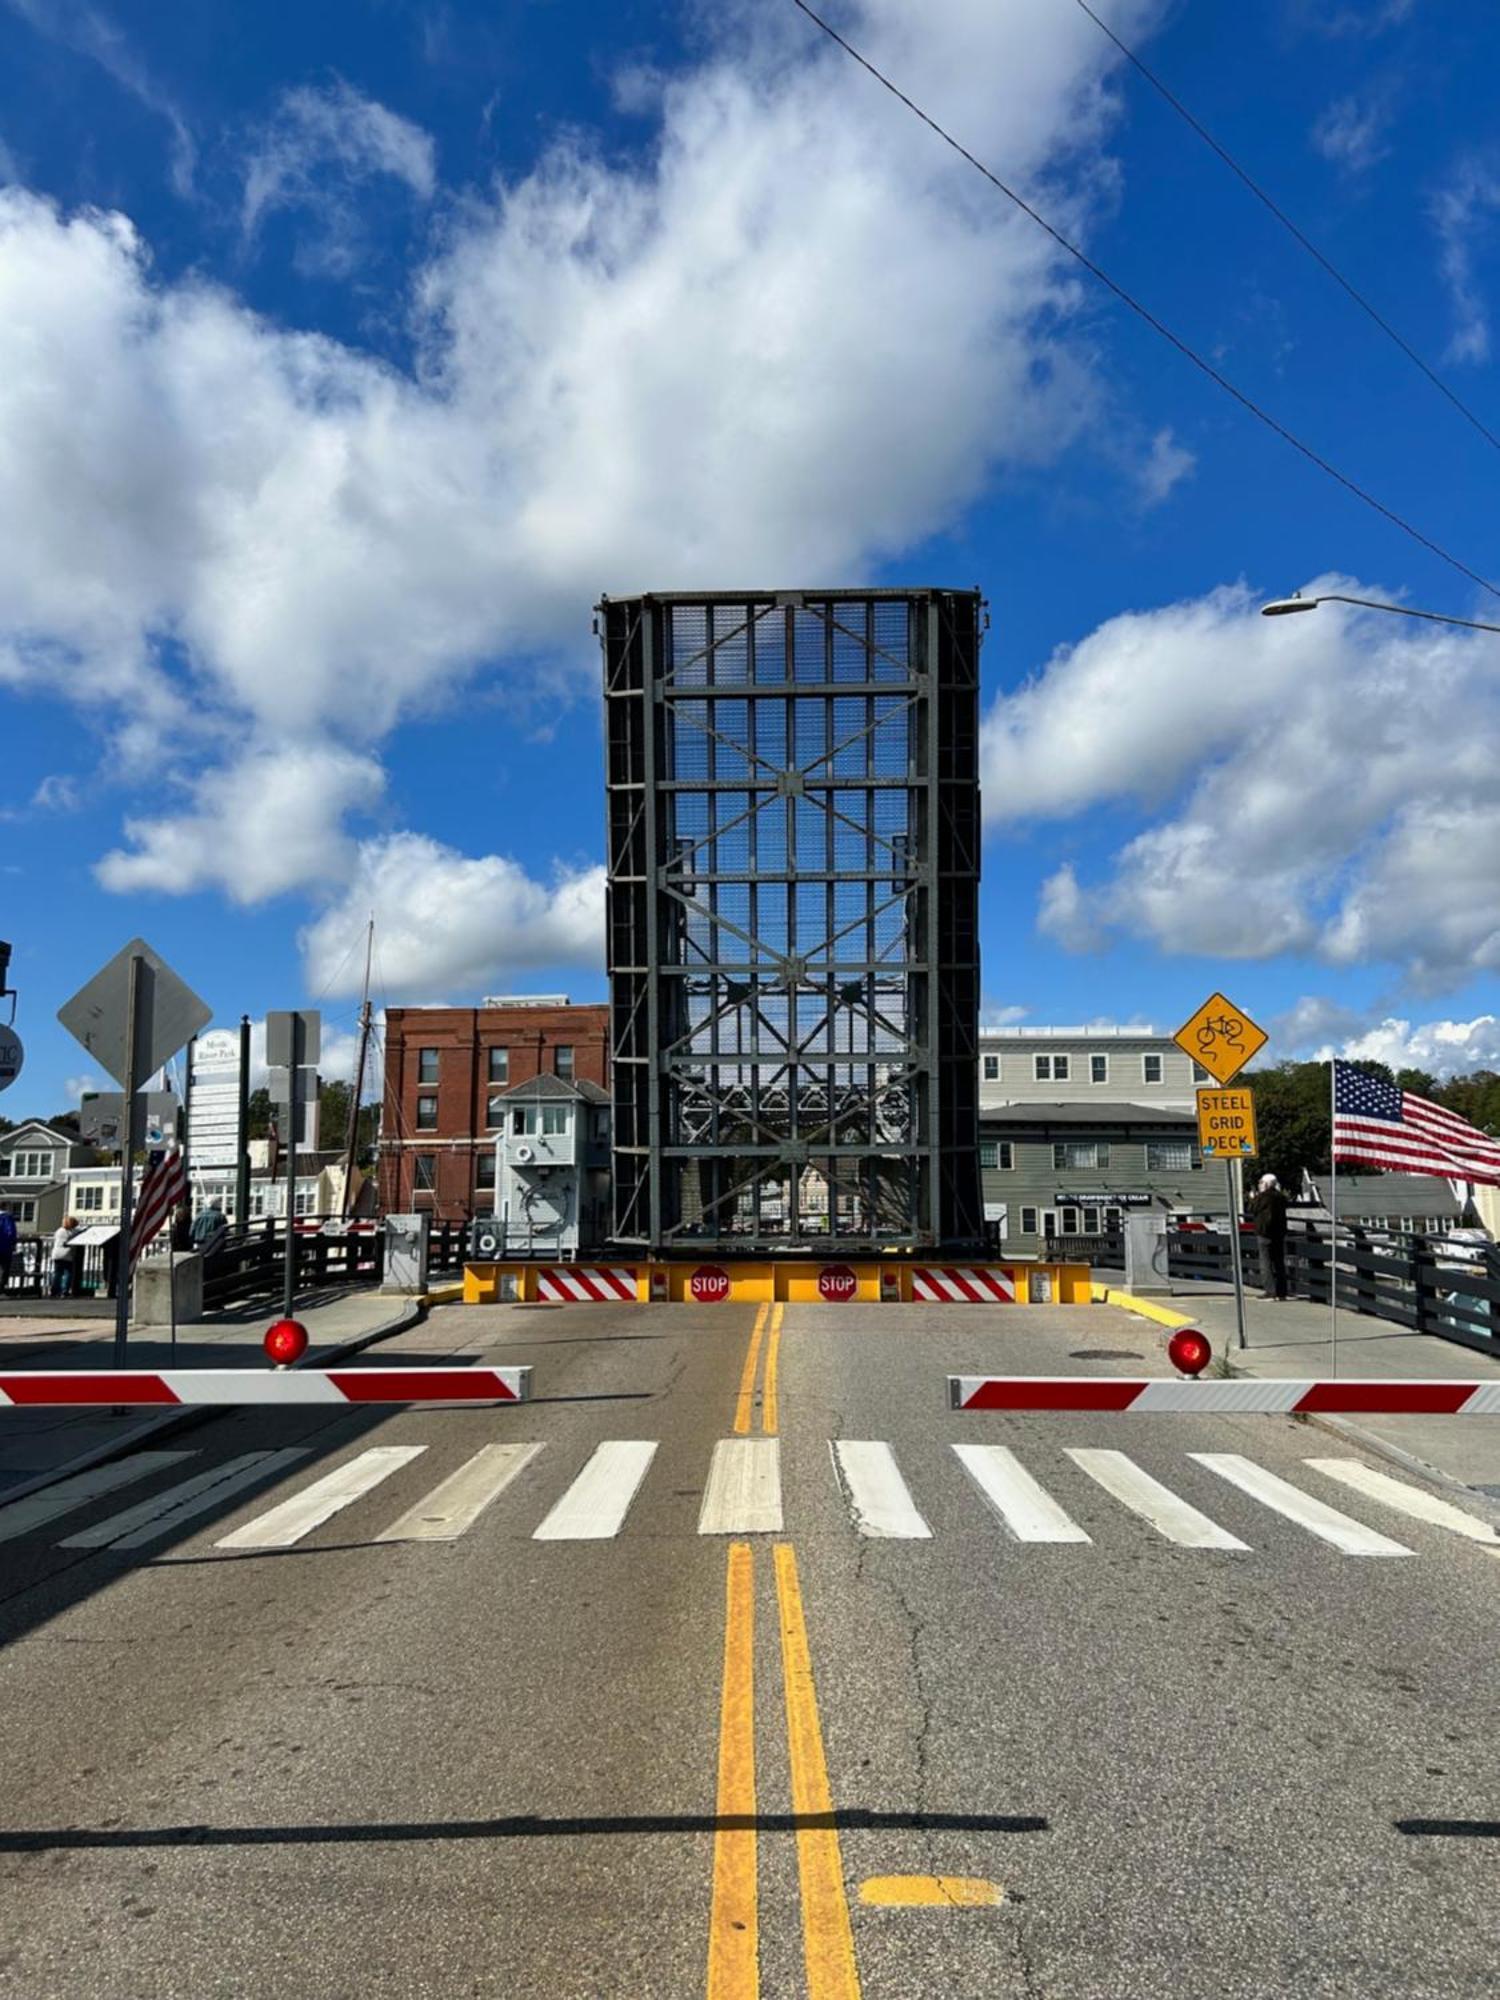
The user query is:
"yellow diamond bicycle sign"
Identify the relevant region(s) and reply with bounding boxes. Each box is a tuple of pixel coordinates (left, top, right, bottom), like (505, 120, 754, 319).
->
(1174, 991, 1267, 1086)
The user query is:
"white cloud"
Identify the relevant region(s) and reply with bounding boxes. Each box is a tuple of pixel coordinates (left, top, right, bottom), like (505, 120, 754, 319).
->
(981, 1003, 1031, 1027)
(1311, 94, 1391, 175)
(300, 834, 606, 999)
(96, 745, 385, 902)
(64, 1072, 99, 1101)
(1274, 1005, 1500, 1077)
(1135, 426, 1194, 507)
(0, 3, 1178, 982)
(242, 79, 438, 269)
(31, 773, 78, 811)
(990, 579, 1500, 987)
(1432, 154, 1500, 365)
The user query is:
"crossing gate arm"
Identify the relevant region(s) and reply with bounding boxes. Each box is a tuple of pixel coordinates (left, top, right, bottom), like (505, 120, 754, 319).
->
(0, 1367, 534, 1407)
(946, 1376, 1500, 1415)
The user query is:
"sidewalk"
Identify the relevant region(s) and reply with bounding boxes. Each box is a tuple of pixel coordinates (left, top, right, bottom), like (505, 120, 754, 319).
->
(0, 1289, 428, 1506)
(1169, 1293, 1500, 1501)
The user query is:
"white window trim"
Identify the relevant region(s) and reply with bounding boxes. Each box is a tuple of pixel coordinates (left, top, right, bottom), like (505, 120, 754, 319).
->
(1090, 1055, 1109, 1085)
(1142, 1054, 1164, 1084)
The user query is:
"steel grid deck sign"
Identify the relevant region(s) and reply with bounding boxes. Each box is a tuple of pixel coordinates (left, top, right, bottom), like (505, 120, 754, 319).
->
(1197, 1086, 1258, 1158)
(1173, 990, 1267, 1086)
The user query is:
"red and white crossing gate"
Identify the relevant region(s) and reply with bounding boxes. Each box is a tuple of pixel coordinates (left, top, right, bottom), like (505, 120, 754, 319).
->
(535, 1266, 639, 1304)
(0, 1367, 532, 1407)
(913, 1266, 1017, 1304)
(948, 1375, 1500, 1415)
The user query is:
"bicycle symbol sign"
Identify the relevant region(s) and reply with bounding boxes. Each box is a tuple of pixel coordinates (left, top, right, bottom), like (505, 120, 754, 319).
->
(1173, 991, 1267, 1085)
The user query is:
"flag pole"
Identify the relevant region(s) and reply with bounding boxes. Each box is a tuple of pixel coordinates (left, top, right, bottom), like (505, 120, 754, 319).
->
(1329, 1059, 1339, 1379)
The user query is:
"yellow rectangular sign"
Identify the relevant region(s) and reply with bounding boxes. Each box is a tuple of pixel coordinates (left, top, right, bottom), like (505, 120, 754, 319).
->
(1174, 991, 1268, 1085)
(1197, 1086, 1258, 1157)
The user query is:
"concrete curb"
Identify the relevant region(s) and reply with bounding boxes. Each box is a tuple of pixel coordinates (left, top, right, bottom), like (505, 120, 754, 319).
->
(1091, 1284, 1194, 1330)
(0, 1293, 427, 1510)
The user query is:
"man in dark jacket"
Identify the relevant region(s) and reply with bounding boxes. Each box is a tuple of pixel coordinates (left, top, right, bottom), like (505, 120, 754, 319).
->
(1248, 1173, 1289, 1300)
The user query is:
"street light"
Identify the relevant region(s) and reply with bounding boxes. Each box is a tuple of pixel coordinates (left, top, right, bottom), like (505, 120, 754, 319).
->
(1260, 591, 1500, 635)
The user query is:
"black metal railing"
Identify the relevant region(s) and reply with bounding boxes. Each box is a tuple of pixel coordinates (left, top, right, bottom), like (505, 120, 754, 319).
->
(1044, 1232, 1125, 1269)
(1167, 1222, 1499, 1356)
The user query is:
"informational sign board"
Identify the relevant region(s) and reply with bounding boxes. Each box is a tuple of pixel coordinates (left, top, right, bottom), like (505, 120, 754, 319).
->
(1197, 1086, 1258, 1158)
(80, 1089, 178, 1148)
(188, 1027, 243, 1171)
(1173, 990, 1267, 1086)
(0, 1025, 22, 1092)
(1054, 1190, 1156, 1208)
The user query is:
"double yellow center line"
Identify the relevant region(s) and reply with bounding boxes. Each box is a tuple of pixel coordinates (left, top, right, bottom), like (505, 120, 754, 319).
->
(733, 1301, 784, 1436)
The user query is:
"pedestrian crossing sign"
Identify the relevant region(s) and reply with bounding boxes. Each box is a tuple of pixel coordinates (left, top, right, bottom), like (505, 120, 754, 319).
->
(1197, 1086, 1257, 1157)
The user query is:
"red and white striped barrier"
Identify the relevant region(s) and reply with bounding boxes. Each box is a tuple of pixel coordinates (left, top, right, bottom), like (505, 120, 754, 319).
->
(913, 1266, 1017, 1304)
(0, 1367, 532, 1408)
(535, 1266, 639, 1303)
(948, 1375, 1500, 1415)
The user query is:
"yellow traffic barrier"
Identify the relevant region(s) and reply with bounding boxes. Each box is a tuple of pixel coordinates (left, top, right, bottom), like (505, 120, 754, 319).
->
(462, 1258, 1090, 1305)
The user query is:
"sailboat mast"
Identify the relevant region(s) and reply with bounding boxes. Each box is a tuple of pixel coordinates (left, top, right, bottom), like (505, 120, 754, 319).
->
(341, 917, 375, 1220)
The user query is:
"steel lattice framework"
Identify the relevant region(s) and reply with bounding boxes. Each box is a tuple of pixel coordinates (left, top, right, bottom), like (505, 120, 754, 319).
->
(600, 589, 983, 1254)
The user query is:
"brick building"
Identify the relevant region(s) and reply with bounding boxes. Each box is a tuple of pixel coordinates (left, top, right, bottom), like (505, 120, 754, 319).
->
(379, 997, 610, 1221)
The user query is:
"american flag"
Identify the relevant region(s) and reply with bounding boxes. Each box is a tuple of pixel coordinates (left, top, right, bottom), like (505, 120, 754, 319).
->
(1332, 1061, 1500, 1187)
(129, 1148, 190, 1267)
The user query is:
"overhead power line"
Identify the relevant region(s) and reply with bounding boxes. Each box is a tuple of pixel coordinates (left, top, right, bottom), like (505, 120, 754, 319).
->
(1070, 0, 1500, 459)
(789, 0, 1500, 605)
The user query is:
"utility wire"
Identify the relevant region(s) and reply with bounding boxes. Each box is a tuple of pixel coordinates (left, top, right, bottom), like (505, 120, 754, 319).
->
(789, 0, 1500, 605)
(1070, 0, 1500, 458)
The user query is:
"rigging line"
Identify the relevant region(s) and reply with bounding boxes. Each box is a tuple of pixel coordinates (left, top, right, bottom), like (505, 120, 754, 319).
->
(1069, 0, 1500, 458)
(788, 0, 1500, 603)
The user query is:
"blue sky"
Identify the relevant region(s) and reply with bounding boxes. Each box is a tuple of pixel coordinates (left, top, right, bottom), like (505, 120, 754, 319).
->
(3, 0, 1500, 1118)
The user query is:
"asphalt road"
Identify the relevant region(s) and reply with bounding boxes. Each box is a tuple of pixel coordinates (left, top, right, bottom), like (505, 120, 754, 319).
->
(0, 1298, 1495, 1998)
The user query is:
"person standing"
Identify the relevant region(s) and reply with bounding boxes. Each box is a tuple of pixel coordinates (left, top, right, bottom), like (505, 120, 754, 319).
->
(49, 1215, 78, 1299)
(1248, 1173, 1289, 1301)
(0, 1207, 16, 1293)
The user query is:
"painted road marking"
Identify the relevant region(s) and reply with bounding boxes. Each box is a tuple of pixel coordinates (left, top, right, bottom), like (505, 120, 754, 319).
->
(62, 1451, 310, 1551)
(830, 1441, 931, 1539)
(774, 1544, 862, 2000)
(1065, 1449, 1249, 1551)
(377, 1442, 545, 1543)
(706, 1543, 758, 2000)
(952, 1444, 1091, 1544)
(762, 1303, 784, 1435)
(733, 1304, 770, 1436)
(216, 1445, 428, 1550)
(857, 1876, 1002, 1909)
(700, 1439, 783, 1535)
(0, 1452, 197, 1544)
(1191, 1453, 1412, 1557)
(533, 1441, 658, 1541)
(1305, 1458, 1500, 1546)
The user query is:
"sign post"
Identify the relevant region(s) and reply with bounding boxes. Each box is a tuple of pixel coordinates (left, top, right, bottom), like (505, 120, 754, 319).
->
(1176, 993, 1267, 1357)
(267, 1011, 321, 1318)
(58, 938, 211, 1365)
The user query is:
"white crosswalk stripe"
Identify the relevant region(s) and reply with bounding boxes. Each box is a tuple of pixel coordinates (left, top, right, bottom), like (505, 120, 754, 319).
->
(1191, 1453, 1413, 1557)
(1065, 1448, 1249, 1550)
(0, 1452, 198, 1544)
(533, 1441, 657, 1541)
(952, 1444, 1091, 1544)
(1304, 1458, 1500, 1546)
(62, 1451, 311, 1552)
(699, 1439, 783, 1535)
(378, 1442, 545, 1543)
(831, 1441, 931, 1539)
(216, 1445, 428, 1550)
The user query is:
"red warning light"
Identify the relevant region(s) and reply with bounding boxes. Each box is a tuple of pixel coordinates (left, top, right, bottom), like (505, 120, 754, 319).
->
(264, 1317, 309, 1367)
(1167, 1327, 1211, 1377)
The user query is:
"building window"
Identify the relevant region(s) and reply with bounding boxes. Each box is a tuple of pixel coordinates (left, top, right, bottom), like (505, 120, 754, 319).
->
(542, 1104, 568, 1135)
(1191, 1061, 1209, 1084)
(1090, 1055, 1108, 1084)
(1143, 1054, 1163, 1084)
(1020, 1206, 1039, 1235)
(5, 1150, 56, 1181)
(511, 1108, 530, 1136)
(1052, 1141, 1109, 1170)
(294, 1186, 316, 1217)
(1034, 1054, 1070, 1082)
(979, 1140, 998, 1169)
(553, 1045, 575, 1081)
(414, 1154, 436, 1191)
(982, 1054, 1000, 1081)
(1146, 1139, 1193, 1172)
(1082, 1206, 1101, 1233)
(476, 1153, 496, 1190)
(77, 1185, 104, 1212)
(488, 1046, 510, 1085)
(418, 1048, 440, 1084)
(1061, 1206, 1080, 1233)
(997, 1141, 1013, 1170)
(486, 1095, 507, 1129)
(416, 1095, 438, 1131)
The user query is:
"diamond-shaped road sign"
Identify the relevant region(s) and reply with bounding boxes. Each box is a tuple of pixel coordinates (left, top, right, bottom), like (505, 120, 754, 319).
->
(58, 938, 212, 1090)
(1173, 990, 1268, 1086)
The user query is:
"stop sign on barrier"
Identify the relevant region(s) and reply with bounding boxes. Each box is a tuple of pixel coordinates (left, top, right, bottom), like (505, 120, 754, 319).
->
(819, 1265, 857, 1302)
(691, 1265, 731, 1303)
